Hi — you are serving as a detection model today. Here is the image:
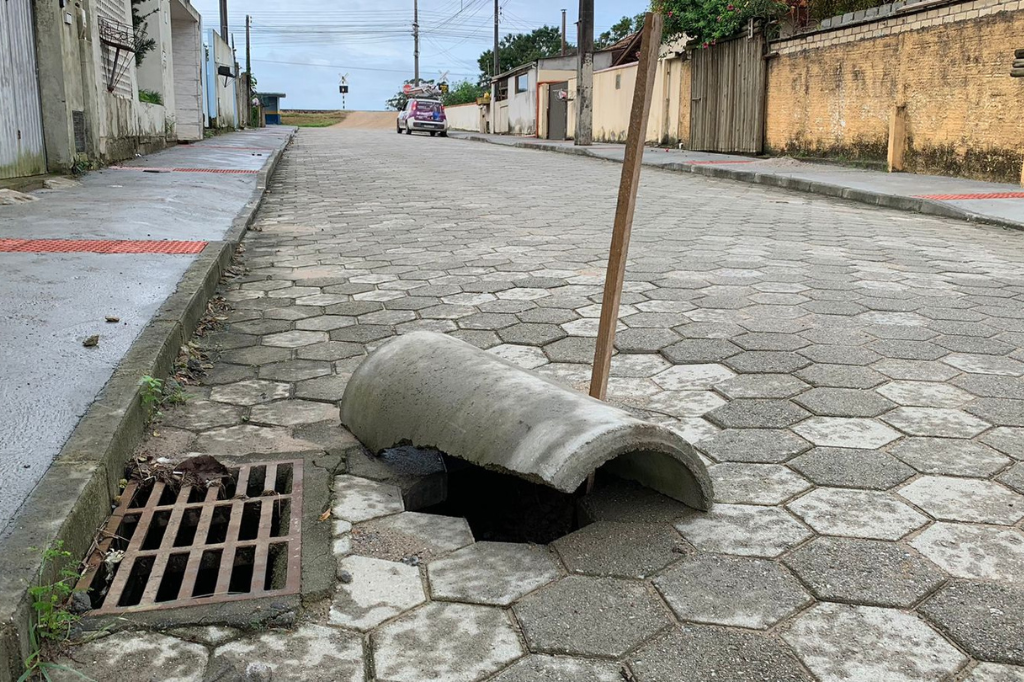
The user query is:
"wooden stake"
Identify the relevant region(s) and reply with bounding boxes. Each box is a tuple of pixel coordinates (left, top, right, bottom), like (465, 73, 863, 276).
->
(589, 12, 664, 403)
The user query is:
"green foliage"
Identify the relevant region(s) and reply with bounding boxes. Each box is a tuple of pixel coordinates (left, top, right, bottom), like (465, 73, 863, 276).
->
(596, 14, 646, 49)
(139, 375, 163, 417)
(138, 89, 162, 105)
(131, 0, 157, 66)
(655, 0, 789, 47)
(27, 542, 82, 643)
(385, 79, 436, 111)
(442, 80, 485, 106)
(478, 26, 568, 83)
(19, 623, 94, 682)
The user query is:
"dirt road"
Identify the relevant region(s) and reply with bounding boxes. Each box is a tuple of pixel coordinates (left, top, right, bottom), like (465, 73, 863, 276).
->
(331, 111, 396, 130)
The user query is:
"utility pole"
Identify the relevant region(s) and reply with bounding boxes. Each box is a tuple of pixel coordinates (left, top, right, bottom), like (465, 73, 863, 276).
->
(245, 14, 251, 115)
(491, 0, 499, 133)
(575, 0, 594, 145)
(413, 0, 420, 86)
(561, 9, 567, 56)
(219, 0, 228, 41)
(493, 0, 499, 79)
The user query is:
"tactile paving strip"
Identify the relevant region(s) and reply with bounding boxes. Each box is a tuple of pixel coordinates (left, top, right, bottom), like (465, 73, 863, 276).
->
(76, 460, 302, 614)
(914, 192, 1024, 200)
(0, 239, 207, 254)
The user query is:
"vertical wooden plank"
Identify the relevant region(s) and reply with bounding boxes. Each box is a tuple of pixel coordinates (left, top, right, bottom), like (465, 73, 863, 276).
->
(888, 104, 907, 172)
(589, 12, 664, 401)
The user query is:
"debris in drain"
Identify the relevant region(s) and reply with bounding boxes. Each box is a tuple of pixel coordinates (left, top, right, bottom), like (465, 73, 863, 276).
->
(67, 592, 92, 615)
(339, 570, 353, 584)
(174, 455, 231, 490)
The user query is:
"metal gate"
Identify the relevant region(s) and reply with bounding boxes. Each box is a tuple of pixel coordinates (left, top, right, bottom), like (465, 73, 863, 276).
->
(0, 0, 46, 179)
(546, 82, 568, 140)
(689, 33, 766, 154)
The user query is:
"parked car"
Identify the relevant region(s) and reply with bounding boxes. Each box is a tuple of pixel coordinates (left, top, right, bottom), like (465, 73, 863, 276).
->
(397, 98, 449, 137)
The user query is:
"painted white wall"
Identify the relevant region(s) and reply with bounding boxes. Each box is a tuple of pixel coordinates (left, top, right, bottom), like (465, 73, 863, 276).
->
(505, 67, 536, 135)
(445, 103, 482, 131)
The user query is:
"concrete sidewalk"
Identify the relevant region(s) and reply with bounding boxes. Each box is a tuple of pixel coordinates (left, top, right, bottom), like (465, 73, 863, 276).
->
(452, 133, 1024, 230)
(0, 127, 293, 538)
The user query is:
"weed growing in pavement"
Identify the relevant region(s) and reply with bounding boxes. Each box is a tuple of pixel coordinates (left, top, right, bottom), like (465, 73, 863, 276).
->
(139, 375, 163, 418)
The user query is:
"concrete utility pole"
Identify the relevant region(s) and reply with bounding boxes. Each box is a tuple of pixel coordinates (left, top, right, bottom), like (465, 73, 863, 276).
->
(561, 9, 567, 56)
(491, 0, 499, 133)
(219, 0, 228, 40)
(575, 0, 594, 145)
(493, 0, 499, 79)
(413, 0, 420, 86)
(245, 15, 251, 106)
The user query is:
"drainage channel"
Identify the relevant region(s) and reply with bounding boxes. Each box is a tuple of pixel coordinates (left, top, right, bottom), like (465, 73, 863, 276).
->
(77, 460, 303, 614)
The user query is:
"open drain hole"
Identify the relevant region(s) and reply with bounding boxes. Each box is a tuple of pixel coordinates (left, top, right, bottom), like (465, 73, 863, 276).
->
(419, 458, 585, 544)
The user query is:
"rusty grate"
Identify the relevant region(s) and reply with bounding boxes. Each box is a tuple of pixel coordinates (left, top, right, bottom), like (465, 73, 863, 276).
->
(77, 460, 302, 614)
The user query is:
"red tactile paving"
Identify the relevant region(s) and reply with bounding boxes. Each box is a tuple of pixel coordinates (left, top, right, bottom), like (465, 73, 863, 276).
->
(914, 192, 1024, 200)
(109, 166, 259, 175)
(0, 239, 207, 254)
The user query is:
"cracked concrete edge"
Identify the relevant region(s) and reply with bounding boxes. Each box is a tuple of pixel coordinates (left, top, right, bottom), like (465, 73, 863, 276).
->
(454, 133, 1024, 232)
(0, 129, 295, 682)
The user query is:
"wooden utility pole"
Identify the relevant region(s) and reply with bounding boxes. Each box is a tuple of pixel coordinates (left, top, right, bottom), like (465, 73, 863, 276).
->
(413, 0, 420, 85)
(575, 0, 594, 145)
(589, 12, 663, 401)
(561, 9, 567, 56)
(219, 0, 228, 41)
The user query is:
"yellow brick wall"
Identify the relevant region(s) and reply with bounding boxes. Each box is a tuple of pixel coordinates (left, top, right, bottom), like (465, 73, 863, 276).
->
(766, 0, 1024, 182)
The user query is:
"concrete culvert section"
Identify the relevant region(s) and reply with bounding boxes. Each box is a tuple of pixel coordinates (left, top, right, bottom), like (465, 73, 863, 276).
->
(340, 332, 713, 510)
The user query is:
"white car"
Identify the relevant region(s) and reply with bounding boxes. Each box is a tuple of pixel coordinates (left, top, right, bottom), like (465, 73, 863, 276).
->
(397, 98, 449, 137)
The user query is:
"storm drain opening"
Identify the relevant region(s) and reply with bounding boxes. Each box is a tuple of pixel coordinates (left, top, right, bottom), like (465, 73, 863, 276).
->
(76, 460, 303, 614)
(418, 457, 587, 544)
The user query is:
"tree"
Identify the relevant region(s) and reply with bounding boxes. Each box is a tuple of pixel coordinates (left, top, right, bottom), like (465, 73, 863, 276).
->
(385, 79, 435, 111)
(442, 80, 485, 106)
(596, 14, 645, 49)
(477, 26, 567, 83)
(654, 0, 788, 47)
(132, 0, 157, 66)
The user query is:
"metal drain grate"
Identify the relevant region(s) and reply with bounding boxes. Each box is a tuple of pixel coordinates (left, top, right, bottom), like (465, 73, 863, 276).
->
(77, 460, 302, 614)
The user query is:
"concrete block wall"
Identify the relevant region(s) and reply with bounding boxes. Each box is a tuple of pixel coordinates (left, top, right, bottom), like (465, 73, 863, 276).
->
(767, 0, 1024, 182)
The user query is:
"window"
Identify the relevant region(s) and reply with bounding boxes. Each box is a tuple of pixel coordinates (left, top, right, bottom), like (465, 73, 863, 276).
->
(615, 74, 621, 90)
(515, 73, 529, 93)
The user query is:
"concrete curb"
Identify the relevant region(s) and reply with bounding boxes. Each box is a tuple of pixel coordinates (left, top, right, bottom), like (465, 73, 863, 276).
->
(0, 130, 294, 682)
(455, 134, 1024, 232)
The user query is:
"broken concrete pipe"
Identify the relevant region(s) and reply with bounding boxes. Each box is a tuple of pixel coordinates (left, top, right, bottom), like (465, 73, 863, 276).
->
(339, 332, 713, 510)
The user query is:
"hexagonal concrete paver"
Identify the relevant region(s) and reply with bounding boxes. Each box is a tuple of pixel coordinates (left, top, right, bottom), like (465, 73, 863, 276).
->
(876, 381, 973, 408)
(797, 363, 886, 389)
(898, 476, 1024, 525)
(262, 330, 328, 348)
(674, 504, 812, 558)
(614, 328, 681, 352)
(788, 447, 915, 490)
(194, 424, 319, 457)
(705, 399, 809, 429)
(646, 391, 725, 417)
(981, 427, 1024, 459)
(490, 343, 549, 369)
(427, 541, 561, 606)
(793, 417, 901, 449)
(783, 603, 966, 682)
(696, 428, 810, 463)
(661, 338, 741, 364)
(160, 400, 244, 431)
(725, 350, 811, 374)
(962, 663, 1024, 681)
(1001, 463, 1024, 494)
(210, 379, 290, 406)
(890, 437, 1011, 477)
(333, 475, 404, 523)
(966, 398, 1024, 428)
(783, 537, 946, 608)
(715, 373, 810, 399)
(552, 522, 686, 578)
(920, 581, 1024, 665)
(652, 363, 735, 391)
(53, 632, 209, 682)
(207, 625, 364, 682)
(654, 553, 811, 629)
(352, 512, 474, 563)
(249, 399, 339, 426)
(329, 555, 426, 631)
(787, 488, 928, 540)
(882, 407, 991, 438)
(491, 655, 623, 681)
(373, 602, 523, 682)
(909, 523, 1024, 580)
(943, 353, 1024, 376)
(514, 576, 670, 658)
(630, 625, 810, 682)
(710, 463, 811, 504)
(795, 387, 895, 417)
(497, 323, 567, 346)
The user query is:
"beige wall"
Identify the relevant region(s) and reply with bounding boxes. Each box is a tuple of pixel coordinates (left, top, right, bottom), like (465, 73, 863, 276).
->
(589, 55, 686, 145)
(767, 0, 1024, 182)
(445, 102, 482, 132)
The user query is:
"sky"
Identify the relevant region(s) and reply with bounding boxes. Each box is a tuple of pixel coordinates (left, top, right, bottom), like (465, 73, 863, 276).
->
(188, 0, 650, 111)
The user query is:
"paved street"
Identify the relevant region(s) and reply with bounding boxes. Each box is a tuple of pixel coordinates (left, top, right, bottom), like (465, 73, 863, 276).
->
(67, 128, 1024, 681)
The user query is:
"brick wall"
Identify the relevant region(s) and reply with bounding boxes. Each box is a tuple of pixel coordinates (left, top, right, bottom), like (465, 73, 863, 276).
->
(766, 0, 1024, 182)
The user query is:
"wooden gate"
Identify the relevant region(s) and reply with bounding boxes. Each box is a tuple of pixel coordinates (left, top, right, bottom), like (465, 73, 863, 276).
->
(689, 33, 766, 154)
(0, 0, 46, 179)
